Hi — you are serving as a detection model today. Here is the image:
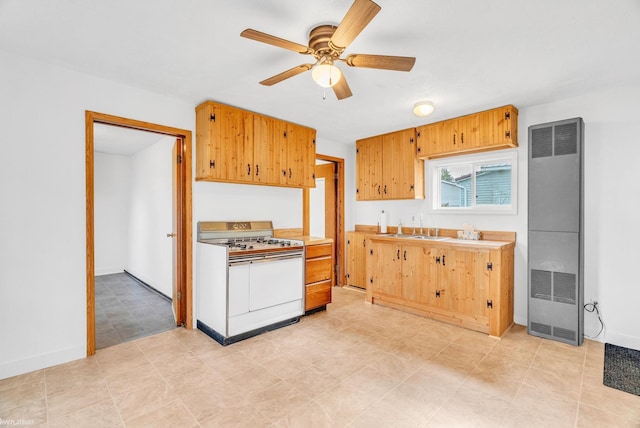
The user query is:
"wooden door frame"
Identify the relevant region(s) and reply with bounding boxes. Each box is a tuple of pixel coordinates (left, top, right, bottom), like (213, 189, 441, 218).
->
(303, 154, 345, 286)
(85, 111, 193, 356)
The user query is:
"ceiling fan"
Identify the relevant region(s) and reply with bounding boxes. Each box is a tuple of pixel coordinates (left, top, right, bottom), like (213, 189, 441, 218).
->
(240, 0, 416, 100)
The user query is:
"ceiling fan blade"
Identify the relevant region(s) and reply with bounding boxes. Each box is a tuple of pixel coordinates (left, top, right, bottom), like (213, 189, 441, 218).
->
(330, 0, 381, 51)
(345, 54, 416, 71)
(241, 29, 313, 54)
(259, 64, 313, 86)
(332, 74, 353, 100)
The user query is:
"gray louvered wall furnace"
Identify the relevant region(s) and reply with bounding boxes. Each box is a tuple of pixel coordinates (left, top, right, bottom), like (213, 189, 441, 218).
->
(528, 117, 584, 346)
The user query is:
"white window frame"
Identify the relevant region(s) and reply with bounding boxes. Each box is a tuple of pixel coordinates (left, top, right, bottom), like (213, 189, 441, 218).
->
(426, 149, 518, 215)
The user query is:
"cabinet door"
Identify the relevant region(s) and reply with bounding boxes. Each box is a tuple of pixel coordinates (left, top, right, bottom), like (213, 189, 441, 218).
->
(428, 247, 452, 309)
(383, 129, 422, 199)
(195, 102, 224, 180)
(302, 129, 317, 188)
(274, 122, 316, 188)
(416, 123, 439, 158)
(356, 136, 383, 200)
(284, 122, 306, 187)
(460, 249, 490, 326)
(478, 106, 517, 149)
(235, 111, 254, 183)
(275, 120, 290, 186)
(435, 247, 490, 327)
(217, 104, 247, 182)
(460, 112, 481, 151)
(401, 245, 431, 304)
(253, 114, 280, 184)
(369, 241, 401, 297)
(346, 232, 368, 289)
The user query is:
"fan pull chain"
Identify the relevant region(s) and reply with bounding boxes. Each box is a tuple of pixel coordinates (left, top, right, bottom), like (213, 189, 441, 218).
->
(322, 87, 327, 100)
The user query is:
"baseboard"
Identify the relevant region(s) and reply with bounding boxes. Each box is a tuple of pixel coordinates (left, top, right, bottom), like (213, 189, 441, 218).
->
(0, 345, 85, 380)
(124, 270, 172, 302)
(603, 330, 640, 351)
(95, 268, 125, 276)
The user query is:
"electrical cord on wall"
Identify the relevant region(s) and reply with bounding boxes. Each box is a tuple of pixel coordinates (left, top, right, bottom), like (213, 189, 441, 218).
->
(584, 301, 605, 339)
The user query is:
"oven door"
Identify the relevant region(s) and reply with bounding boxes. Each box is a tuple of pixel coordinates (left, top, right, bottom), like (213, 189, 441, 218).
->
(248, 255, 303, 311)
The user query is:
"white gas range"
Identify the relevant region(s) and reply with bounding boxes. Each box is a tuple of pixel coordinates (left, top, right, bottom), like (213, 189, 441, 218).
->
(196, 221, 305, 345)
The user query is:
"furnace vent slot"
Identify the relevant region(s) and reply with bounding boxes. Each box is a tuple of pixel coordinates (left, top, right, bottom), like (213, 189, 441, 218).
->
(531, 127, 553, 158)
(553, 271, 577, 305)
(531, 269, 552, 301)
(554, 122, 578, 156)
(531, 322, 552, 336)
(553, 326, 577, 342)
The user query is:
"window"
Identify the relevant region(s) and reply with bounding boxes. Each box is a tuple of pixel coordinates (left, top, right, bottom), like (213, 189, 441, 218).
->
(427, 150, 518, 214)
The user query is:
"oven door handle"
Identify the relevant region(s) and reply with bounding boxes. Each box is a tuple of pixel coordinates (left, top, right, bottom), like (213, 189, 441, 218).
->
(228, 260, 253, 266)
(228, 253, 303, 265)
(252, 254, 303, 263)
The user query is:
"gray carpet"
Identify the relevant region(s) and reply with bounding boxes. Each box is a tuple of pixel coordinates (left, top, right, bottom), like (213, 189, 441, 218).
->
(604, 343, 640, 396)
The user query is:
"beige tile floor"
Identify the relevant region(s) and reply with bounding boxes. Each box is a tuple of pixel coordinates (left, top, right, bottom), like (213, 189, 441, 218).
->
(2, 287, 639, 427)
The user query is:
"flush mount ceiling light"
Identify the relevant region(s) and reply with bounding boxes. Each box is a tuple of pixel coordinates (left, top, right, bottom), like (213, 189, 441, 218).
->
(311, 62, 342, 88)
(413, 101, 435, 117)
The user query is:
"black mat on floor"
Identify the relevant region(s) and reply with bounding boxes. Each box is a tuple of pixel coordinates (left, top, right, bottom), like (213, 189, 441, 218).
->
(604, 343, 640, 396)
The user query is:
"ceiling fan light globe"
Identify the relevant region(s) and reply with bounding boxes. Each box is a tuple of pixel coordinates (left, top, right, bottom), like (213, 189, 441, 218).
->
(413, 101, 435, 117)
(312, 64, 342, 88)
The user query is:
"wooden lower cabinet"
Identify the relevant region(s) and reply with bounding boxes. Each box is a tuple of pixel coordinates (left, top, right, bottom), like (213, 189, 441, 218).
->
(366, 237, 514, 337)
(346, 231, 369, 289)
(304, 242, 333, 312)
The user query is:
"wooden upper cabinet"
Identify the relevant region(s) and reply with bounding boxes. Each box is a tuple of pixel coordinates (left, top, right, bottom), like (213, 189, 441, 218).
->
(195, 102, 222, 181)
(356, 129, 424, 201)
(416, 105, 518, 159)
(253, 114, 280, 185)
(195, 101, 316, 188)
(356, 135, 383, 200)
(283, 122, 316, 188)
(383, 128, 424, 200)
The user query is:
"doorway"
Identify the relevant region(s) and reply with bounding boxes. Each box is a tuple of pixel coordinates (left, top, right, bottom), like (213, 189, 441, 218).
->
(85, 111, 192, 356)
(304, 154, 345, 286)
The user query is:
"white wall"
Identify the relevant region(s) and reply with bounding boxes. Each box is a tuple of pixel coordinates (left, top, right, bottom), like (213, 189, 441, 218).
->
(354, 82, 640, 350)
(0, 49, 197, 379)
(94, 153, 130, 275)
(126, 136, 174, 297)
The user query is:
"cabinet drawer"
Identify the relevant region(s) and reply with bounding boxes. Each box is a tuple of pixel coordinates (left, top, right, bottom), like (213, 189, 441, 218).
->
(305, 256, 332, 284)
(305, 280, 332, 310)
(306, 243, 332, 258)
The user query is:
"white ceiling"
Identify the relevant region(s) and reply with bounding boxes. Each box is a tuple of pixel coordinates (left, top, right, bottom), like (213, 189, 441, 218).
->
(93, 124, 170, 156)
(1, 0, 639, 144)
